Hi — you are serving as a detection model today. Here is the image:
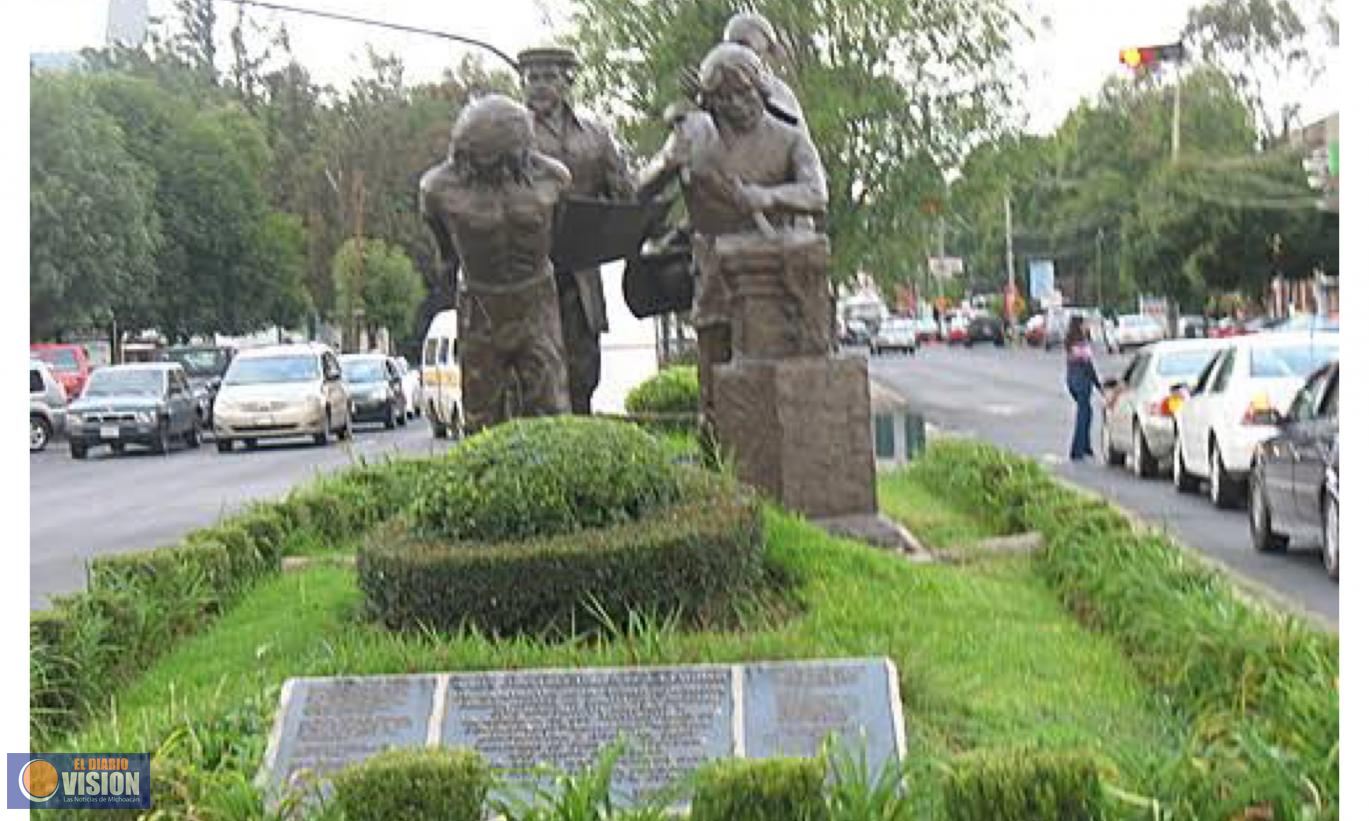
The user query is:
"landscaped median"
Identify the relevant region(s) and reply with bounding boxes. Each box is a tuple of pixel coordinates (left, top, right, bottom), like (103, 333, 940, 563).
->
(27, 420, 1337, 818)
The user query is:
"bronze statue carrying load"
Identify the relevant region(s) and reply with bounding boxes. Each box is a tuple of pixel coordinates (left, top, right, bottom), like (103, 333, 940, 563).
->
(419, 94, 572, 434)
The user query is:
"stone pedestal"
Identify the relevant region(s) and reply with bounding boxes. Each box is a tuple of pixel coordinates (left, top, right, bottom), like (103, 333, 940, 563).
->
(714, 354, 876, 518)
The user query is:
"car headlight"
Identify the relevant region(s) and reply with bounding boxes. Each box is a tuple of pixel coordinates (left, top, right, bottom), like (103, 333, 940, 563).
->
(135, 410, 156, 424)
(69, 413, 84, 425)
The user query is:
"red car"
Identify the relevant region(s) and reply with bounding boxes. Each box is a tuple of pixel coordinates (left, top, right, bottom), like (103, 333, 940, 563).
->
(30, 344, 95, 399)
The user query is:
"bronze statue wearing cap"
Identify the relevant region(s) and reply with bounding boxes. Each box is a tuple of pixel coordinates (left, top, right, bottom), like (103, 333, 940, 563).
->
(419, 94, 573, 433)
(517, 46, 635, 415)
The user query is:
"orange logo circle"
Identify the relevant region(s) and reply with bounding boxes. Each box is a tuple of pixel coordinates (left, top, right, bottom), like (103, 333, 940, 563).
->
(19, 759, 59, 802)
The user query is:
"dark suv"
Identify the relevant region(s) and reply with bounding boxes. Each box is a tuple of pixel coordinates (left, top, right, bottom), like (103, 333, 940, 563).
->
(162, 345, 236, 426)
(965, 314, 1006, 347)
(67, 363, 202, 458)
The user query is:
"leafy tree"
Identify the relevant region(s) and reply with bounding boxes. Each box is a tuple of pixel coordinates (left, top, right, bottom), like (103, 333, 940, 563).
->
(567, 0, 1029, 289)
(331, 238, 425, 351)
(30, 74, 161, 340)
(1183, 0, 1337, 140)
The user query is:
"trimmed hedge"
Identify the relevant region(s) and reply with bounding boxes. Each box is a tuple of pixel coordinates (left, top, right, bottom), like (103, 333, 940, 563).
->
(906, 439, 1340, 819)
(29, 456, 434, 743)
(691, 758, 828, 821)
(625, 365, 699, 416)
(360, 470, 764, 636)
(410, 416, 685, 543)
(942, 747, 1105, 821)
(329, 748, 490, 821)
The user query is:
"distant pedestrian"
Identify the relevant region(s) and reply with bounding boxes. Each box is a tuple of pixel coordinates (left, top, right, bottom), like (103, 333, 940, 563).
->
(1064, 316, 1103, 461)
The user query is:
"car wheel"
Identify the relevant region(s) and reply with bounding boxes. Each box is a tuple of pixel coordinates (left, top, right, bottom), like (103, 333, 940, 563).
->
(30, 415, 52, 452)
(110, 443, 125, 454)
(1101, 418, 1125, 466)
(1208, 444, 1240, 509)
(69, 442, 88, 460)
(217, 439, 233, 453)
(337, 410, 353, 441)
(1172, 442, 1199, 493)
(398, 403, 409, 427)
(151, 419, 171, 455)
(1130, 423, 1158, 478)
(1248, 469, 1288, 553)
(244, 438, 259, 450)
(384, 402, 397, 430)
(185, 424, 201, 448)
(314, 411, 330, 446)
(1323, 492, 1339, 581)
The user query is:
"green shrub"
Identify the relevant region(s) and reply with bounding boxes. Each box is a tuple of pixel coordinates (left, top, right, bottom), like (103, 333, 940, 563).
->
(908, 439, 1341, 819)
(942, 747, 1104, 821)
(329, 748, 490, 821)
(691, 758, 828, 821)
(625, 366, 699, 416)
(409, 416, 685, 543)
(360, 471, 764, 636)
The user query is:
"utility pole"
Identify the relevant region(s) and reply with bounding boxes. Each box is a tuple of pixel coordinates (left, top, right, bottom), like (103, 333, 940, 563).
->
(1003, 191, 1016, 321)
(937, 214, 947, 300)
(1095, 227, 1105, 309)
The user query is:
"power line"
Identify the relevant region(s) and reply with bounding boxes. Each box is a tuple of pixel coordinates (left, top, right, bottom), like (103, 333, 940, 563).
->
(222, 0, 521, 72)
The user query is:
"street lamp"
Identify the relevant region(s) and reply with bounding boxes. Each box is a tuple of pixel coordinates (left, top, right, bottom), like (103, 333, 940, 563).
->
(1119, 41, 1186, 163)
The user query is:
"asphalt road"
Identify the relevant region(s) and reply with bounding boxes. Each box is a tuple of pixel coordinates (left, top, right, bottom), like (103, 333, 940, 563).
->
(29, 420, 455, 610)
(867, 342, 1338, 628)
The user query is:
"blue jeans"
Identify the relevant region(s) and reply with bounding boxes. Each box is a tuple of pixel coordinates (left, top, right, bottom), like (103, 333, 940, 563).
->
(1069, 386, 1093, 460)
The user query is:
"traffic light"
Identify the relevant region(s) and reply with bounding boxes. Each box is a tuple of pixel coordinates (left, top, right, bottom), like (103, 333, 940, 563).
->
(1119, 42, 1185, 70)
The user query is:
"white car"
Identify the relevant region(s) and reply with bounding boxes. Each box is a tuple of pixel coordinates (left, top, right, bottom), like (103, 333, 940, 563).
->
(1114, 314, 1166, 349)
(1171, 332, 1339, 507)
(391, 356, 422, 420)
(1101, 339, 1224, 477)
(870, 318, 918, 355)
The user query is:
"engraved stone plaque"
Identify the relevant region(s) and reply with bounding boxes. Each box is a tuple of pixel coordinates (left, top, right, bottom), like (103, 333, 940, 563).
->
(742, 658, 903, 780)
(260, 675, 435, 801)
(442, 665, 734, 803)
(259, 659, 904, 808)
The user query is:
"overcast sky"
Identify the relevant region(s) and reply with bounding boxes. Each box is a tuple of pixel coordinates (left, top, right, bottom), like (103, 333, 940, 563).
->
(24, 0, 1339, 135)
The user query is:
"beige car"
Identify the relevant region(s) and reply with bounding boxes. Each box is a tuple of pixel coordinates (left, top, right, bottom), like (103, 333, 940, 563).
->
(213, 343, 352, 452)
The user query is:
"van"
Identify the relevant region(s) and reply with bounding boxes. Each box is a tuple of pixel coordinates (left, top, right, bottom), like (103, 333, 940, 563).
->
(421, 309, 463, 438)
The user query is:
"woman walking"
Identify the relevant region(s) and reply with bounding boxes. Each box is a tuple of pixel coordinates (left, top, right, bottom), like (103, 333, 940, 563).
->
(1064, 316, 1103, 461)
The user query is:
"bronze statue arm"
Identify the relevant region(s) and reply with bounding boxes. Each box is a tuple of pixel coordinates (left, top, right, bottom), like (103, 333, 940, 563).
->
(636, 129, 686, 201)
(419, 185, 460, 286)
(749, 131, 827, 214)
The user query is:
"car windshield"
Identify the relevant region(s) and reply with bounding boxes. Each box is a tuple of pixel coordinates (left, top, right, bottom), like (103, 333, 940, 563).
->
(341, 359, 387, 383)
(1156, 350, 1216, 378)
(224, 356, 320, 385)
(166, 349, 230, 377)
(33, 348, 79, 371)
(1250, 344, 1338, 379)
(82, 369, 163, 397)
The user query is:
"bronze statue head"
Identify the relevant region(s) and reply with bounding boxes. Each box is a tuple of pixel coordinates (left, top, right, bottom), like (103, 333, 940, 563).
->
(449, 94, 534, 185)
(724, 12, 783, 62)
(699, 43, 766, 132)
(518, 47, 578, 117)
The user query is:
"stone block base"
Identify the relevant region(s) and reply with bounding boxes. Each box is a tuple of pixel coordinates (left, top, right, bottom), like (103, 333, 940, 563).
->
(713, 354, 877, 518)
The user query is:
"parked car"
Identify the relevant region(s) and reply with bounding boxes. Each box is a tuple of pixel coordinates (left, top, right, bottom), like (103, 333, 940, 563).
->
(942, 314, 969, 345)
(870, 317, 918, 355)
(840, 317, 873, 346)
(1268, 314, 1339, 334)
(162, 344, 237, 427)
(1171, 332, 1339, 508)
(964, 314, 1006, 347)
(1248, 361, 1339, 579)
(30, 343, 96, 400)
(66, 363, 202, 459)
(1100, 339, 1224, 477)
(341, 354, 407, 429)
(1113, 314, 1165, 350)
(213, 343, 352, 452)
(30, 360, 68, 452)
(1176, 315, 1209, 339)
(914, 316, 941, 344)
(1207, 317, 1245, 339)
(391, 356, 423, 420)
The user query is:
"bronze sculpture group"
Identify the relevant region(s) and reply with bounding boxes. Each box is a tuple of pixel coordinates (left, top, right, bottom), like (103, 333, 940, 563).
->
(420, 14, 876, 520)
